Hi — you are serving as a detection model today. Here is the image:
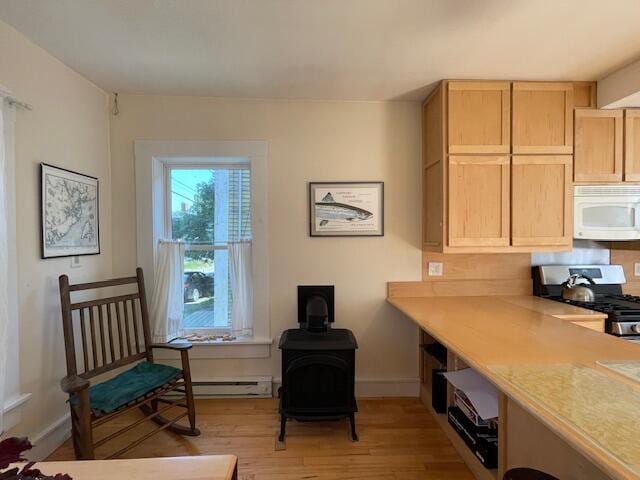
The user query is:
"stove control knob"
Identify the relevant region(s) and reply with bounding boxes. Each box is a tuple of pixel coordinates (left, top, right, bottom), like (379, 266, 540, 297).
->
(632, 324, 640, 334)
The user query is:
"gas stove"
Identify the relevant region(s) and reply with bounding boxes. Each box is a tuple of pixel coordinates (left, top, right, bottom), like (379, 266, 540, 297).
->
(533, 265, 640, 342)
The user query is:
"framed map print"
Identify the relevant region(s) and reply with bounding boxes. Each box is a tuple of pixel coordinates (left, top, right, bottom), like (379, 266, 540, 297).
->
(309, 181, 384, 237)
(40, 163, 100, 258)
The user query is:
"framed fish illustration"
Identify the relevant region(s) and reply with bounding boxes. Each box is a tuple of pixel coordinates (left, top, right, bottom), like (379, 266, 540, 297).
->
(309, 182, 384, 237)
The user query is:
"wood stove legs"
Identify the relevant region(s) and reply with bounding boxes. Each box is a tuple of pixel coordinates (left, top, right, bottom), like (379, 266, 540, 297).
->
(349, 412, 358, 441)
(278, 414, 287, 442)
(278, 414, 358, 442)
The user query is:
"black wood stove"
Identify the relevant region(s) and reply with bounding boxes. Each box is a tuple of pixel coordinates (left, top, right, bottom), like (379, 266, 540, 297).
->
(278, 285, 358, 441)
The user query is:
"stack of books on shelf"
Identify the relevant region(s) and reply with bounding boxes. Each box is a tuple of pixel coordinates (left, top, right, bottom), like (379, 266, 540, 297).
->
(443, 368, 500, 470)
(454, 389, 497, 429)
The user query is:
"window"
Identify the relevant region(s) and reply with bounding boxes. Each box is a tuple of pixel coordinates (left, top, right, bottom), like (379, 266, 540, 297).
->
(135, 140, 270, 356)
(167, 165, 251, 332)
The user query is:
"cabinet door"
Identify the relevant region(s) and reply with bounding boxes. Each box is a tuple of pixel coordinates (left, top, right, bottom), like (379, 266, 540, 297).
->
(512, 82, 574, 154)
(574, 109, 623, 182)
(447, 81, 510, 154)
(511, 156, 572, 247)
(448, 156, 510, 247)
(625, 110, 640, 182)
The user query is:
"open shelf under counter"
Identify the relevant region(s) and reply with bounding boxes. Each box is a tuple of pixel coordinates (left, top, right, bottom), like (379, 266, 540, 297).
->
(419, 383, 499, 480)
(420, 330, 501, 480)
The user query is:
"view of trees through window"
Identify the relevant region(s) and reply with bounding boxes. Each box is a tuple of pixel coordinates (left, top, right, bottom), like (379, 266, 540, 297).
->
(170, 166, 251, 330)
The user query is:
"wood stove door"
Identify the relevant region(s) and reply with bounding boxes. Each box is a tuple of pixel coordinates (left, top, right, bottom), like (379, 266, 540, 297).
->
(284, 353, 353, 414)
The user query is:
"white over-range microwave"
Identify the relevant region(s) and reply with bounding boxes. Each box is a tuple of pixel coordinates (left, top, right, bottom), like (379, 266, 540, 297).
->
(574, 185, 640, 240)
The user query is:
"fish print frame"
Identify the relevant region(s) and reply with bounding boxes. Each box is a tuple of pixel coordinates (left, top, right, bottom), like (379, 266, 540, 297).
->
(309, 182, 384, 237)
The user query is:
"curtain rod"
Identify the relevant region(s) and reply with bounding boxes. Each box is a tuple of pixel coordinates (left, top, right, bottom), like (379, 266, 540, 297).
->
(0, 88, 33, 110)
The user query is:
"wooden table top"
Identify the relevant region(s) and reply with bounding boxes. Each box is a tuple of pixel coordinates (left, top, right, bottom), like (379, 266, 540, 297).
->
(12, 455, 237, 480)
(388, 295, 640, 480)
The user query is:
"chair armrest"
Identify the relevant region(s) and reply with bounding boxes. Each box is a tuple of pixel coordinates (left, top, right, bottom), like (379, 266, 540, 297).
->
(150, 343, 193, 377)
(150, 342, 193, 351)
(61, 374, 90, 394)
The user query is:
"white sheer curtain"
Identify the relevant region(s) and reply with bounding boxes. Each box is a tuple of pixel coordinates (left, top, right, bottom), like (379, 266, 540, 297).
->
(150, 240, 185, 343)
(0, 97, 13, 434)
(229, 240, 253, 337)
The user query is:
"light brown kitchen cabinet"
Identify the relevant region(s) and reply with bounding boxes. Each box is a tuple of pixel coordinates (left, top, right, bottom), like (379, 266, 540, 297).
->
(574, 109, 623, 182)
(422, 80, 576, 253)
(511, 156, 573, 248)
(625, 109, 640, 181)
(448, 156, 510, 247)
(447, 81, 510, 154)
(512, 82, 574, 154)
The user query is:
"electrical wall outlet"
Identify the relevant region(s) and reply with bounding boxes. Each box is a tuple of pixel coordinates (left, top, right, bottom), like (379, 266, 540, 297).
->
(635, 262, 640, 277)
(428, 262, 443, 276)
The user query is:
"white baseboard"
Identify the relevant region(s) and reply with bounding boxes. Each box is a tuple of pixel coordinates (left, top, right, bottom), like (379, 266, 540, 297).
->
(273, 377, 420, 397)
(3, 393, 32, 433)
(26, 413, 71, 461)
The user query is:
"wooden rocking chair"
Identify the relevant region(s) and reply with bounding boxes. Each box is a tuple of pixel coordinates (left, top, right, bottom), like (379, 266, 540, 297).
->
(58, 268, 200, 460)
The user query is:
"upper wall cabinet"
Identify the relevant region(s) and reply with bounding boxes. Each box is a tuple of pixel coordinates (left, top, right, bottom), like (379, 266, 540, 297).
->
(422, 80, 575, 253)
(512, 82, 574, 154)
(447, 81, 510, 154)
(574, 109, 623, 183)
(625, 110, 640, 182)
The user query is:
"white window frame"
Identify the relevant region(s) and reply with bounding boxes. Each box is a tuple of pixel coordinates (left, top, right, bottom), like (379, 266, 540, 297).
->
(134, 141, 270, 359)
(1, 97, 31, 432)
(165, 162, 251, 335)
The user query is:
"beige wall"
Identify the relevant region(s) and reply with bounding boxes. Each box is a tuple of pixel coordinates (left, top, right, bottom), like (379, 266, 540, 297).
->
(110, 95, 422, 383)
(0, 19, 112, 440)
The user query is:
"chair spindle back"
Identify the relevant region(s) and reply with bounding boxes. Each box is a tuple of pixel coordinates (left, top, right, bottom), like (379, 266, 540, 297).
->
(59, 268, 154, 379)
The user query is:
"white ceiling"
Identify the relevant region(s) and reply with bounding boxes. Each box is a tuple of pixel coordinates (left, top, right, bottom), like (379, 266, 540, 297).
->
(2, 0, 640, 101)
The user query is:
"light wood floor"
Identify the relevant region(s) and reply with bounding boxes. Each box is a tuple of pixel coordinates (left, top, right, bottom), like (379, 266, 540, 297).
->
(47, 397, 474, 479)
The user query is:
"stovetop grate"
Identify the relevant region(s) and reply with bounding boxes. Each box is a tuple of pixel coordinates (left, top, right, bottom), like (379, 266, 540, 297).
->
(608, 294, 640, 303)
(544, 295, 640, 318)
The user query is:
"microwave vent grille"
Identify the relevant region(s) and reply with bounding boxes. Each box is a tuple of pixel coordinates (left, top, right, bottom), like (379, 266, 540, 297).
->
(575, 185, 640, 196)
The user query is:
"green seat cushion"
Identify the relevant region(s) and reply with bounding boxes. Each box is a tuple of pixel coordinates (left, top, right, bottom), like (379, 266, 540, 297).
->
(87, 362, 182, 414)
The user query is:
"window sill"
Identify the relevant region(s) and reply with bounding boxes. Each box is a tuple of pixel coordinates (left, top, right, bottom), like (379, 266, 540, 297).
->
(155, 337, 273, 360)
(3, 393, 32, 432)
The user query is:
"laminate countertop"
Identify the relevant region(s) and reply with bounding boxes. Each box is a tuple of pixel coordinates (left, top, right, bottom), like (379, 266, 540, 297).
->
(387, 295, 640, 480)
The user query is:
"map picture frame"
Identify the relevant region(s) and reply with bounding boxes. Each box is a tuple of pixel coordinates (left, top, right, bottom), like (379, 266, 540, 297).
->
(40, 163, 100, 259)
(309, 181, 384, 237)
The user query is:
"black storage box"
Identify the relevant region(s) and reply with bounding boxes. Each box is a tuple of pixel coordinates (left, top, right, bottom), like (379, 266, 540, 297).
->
(431, 369, 448, 414)
(447, 406, 498, 469)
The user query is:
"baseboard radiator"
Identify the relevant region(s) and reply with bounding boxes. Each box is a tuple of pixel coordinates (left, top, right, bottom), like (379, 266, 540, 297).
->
(190, 376, 273, 398)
